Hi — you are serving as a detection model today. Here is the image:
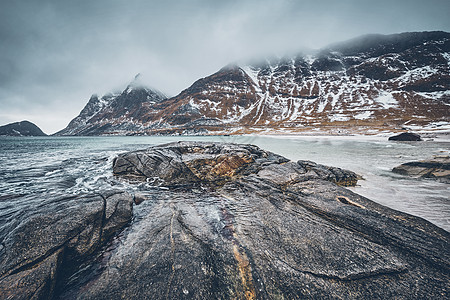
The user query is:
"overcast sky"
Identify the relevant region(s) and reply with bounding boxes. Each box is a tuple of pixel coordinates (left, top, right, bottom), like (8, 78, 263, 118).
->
(1, 0, 449, 134)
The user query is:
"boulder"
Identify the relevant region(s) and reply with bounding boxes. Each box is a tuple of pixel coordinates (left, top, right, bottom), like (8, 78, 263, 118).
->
(0, 191, 133, 300)
(388, 132, 422, 141)
(60, 141, 449, 299)
(393, 156, 450, 183)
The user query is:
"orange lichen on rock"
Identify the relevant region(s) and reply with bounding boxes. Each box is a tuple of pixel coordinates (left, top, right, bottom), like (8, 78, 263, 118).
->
(185, 154, 254, 182)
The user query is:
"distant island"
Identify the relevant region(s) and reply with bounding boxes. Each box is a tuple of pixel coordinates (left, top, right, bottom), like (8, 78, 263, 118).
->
(0, 120, 47, 136)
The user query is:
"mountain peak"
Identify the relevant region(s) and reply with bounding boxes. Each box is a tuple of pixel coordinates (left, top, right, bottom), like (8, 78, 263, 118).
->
(56, 74, 168, 136)
(126, 73, 146, 91)
(122, 74, 167, 101)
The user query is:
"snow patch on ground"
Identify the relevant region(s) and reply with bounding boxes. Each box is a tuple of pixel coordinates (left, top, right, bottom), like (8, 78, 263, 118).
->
(416, 90, 450, 102)
(441, 52, 450, 67)
(396, 66, 438, 85)
(197, 99, 221, 112)
(304, 55, 316, 65)
(317, 99, 327, 113)
(329, 114, 350, 122)
(189, 99, 201, 110)
(241, 66, 262, 93)
(374, 92, 398, 109)
(354, 111, 373, 120)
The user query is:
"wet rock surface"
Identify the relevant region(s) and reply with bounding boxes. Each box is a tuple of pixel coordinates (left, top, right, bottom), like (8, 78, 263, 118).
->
(1, 142, 448, 299)
(393, 156, 450, 183)
(0, 191, 133, 300)
(66, 141, 448, 299)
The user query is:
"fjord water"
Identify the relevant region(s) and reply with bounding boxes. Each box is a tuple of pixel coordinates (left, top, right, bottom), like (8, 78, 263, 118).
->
(0, 135, 448, 232)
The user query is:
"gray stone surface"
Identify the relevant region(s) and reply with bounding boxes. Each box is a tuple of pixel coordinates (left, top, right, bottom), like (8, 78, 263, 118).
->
(0, 191, 133, 300)
(68, 141, 449, 299)
(393, 156, 450, 183)
(1, 142, 448, 299)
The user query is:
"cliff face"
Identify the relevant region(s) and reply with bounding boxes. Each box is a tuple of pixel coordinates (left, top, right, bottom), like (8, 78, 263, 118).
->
(58, 31, 450, 135)
(0, 120, 47, 136)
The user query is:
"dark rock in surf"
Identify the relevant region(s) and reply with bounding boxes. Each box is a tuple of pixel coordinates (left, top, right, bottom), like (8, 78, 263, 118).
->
(388, 132, 422, 141)
(393, 156, 450, 183)
(0, 191, 133, 300)
(63, 141, 448, 299)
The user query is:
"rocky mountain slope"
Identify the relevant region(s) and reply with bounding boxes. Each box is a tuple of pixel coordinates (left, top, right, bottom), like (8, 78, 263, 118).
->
(55, 74, 167, 136)
(58, 31, 450, 136)
(0, 120, 47, 136)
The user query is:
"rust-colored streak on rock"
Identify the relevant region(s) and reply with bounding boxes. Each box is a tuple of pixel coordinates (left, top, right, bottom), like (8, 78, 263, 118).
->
(232, 239, 256, 300)
(218, 197, 257, 300)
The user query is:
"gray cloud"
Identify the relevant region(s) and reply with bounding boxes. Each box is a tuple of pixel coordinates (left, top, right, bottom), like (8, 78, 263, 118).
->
(1, 0, 449, 133)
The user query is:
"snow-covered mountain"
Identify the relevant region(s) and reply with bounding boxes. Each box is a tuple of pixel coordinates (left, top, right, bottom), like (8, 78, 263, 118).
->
(58, 31, 450, 136)
(56, 75, 167, 135)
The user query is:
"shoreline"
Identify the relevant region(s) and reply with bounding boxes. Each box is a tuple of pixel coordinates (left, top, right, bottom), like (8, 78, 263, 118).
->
(248, 131, 450, 143)
(2, 128, 450, 141)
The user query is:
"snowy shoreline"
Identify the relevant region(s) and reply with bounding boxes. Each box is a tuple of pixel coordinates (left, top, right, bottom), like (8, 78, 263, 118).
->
(253, 130, 450, 143)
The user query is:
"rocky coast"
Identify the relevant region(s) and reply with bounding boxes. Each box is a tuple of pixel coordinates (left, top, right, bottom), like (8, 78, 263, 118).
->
(0, 142, 448, 299)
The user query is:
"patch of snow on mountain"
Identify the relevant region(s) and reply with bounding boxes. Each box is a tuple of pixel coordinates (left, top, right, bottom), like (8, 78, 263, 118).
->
(197, 99, 220, 112)
(304, 55, 316, 65)
(99, 93, 117, 107)
(288, 100, 304, 121)
(329, 114, 350, 122)
(374, 92, 398, 109)
(188, 99, 201, 111)
(396, 66, 438, 85)
(241, 66, 262, 93)
(416, 90, 450, 101)
(441, 52, 450, 66)
(354, 111, 373, 120)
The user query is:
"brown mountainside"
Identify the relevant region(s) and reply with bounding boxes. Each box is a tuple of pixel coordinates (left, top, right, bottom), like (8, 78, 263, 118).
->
(57, 31, 450, 136)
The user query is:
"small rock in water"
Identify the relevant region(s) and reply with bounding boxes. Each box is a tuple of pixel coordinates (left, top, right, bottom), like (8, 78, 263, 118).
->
(393, 156, 450, 183)
(388, 132, 422, 141)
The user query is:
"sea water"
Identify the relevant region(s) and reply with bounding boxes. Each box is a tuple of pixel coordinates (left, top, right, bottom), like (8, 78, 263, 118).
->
(0, 135, 448, 232)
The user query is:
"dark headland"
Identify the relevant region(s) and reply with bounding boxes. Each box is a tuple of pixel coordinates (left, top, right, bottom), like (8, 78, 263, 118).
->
(0, 142, 448, 299)
(0, 120, 47, 136)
